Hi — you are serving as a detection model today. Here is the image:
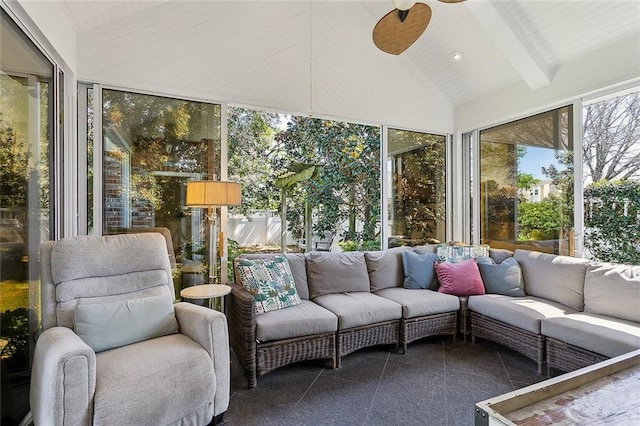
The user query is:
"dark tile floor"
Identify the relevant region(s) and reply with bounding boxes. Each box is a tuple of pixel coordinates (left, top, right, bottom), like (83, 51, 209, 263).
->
(223, 337, 547, 426)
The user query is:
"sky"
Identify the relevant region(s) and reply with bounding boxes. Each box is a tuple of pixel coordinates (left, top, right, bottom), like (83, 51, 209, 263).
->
(519, 146, 562, 179)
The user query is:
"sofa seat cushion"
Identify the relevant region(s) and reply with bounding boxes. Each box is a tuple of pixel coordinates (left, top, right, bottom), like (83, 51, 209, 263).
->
(255, 300, 338, 342)
(313, 292, 402, 330)
(468, 295, 577, 334)
(94, 333, 214, 425)
(376, 287, 459, 319)
(541, 313, 640, 358)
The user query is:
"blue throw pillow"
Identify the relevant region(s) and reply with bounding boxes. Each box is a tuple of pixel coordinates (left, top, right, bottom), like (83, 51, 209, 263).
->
(402, 251, 439, 290)
(476, 256, 525, 297)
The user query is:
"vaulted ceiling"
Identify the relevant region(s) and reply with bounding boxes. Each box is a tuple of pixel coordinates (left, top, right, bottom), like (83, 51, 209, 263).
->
(35, 1, 640, 130)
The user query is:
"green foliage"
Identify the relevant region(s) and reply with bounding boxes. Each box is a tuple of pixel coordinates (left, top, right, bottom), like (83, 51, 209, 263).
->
(0, 308, 30, 367)
(517, 196, 563, 240)
(338, 239, 381, 252)
(584, 180, 640, 264)
(516, 173, 539, 192)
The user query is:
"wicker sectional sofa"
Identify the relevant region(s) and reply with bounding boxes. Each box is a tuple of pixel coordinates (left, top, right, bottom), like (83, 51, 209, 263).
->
(228, 246, 640, 388)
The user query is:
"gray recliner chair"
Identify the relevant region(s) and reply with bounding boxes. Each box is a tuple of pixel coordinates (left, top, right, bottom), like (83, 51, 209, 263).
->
(30, 233, 229, 426)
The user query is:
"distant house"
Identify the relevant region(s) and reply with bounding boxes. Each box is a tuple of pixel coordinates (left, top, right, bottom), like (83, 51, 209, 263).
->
(521, 180, 560, 202)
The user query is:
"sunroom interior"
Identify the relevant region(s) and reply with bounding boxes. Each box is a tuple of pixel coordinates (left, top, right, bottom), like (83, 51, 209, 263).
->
(1, 0, 640, 424)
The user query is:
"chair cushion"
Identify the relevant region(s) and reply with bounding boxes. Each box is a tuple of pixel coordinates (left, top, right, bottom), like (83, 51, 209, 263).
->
(236, 255, 302, 315)
(476, 256, 525, 297)
(94, 334, 215, 425)
(468, 295, 577, 334)
(375, 287, 459, 319)
(402, 251, 439, 290)
(74, 294, 179, 352)
(435, 259, 485, 296)
(365, 247, 410, 292)
(584, 262, 640, 322)
(514, 249, 588, 311)
(255, 300, 338, 342)
(313, 292, 402, 329)
(306, 252, 370, 298)
(541, 313, 640, 358)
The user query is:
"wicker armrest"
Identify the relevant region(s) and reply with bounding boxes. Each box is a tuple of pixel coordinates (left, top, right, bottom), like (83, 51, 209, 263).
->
(227, 282, 257, 381)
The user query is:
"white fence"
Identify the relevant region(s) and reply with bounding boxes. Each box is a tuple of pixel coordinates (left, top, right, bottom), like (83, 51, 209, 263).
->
(228, 210, 297, 247)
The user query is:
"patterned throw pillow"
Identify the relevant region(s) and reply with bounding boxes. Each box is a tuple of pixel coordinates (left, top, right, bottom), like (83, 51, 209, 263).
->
(436, 244, 489, 263)
(236, 255, 302, 315)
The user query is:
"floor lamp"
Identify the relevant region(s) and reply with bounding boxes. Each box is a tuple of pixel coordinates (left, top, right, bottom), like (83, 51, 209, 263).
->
(186, 180, 242, 284)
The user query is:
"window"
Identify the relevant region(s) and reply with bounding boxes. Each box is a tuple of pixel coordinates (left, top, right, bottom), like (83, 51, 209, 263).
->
(0, 8, 55, 422)
(387, 129, 446, 247)
(100, 89, 220, 277)
(479, 106, 574, 255)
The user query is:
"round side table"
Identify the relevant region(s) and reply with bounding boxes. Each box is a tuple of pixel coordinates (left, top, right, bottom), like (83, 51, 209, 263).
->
(180, 284, 231, 312)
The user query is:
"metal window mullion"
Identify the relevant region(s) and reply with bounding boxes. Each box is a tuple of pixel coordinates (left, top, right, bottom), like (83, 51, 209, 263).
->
(380, 125, 389, 249)
(572, 100, 584, 257)
(92, 84, 103, 235)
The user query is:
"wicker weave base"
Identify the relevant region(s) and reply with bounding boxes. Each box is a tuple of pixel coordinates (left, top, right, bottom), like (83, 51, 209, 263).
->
(471, 312, 546, 374)
(257, 332, 336, 375)
(546, 337, 608, 374)
(338, 320, 400, 367)
(402, 312, 457, 352)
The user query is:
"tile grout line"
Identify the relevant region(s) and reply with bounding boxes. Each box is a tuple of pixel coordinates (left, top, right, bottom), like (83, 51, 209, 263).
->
(362, 351, 391, 425)
(496, 350, 515, 390)
(284, 366, 325, 422)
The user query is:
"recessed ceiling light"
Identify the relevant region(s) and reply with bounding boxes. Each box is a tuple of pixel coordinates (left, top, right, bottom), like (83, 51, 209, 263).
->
(451, 51, 463, 62)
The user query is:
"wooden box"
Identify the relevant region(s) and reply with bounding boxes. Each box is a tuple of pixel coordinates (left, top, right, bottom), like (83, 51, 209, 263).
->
(475, 349, 640, 425)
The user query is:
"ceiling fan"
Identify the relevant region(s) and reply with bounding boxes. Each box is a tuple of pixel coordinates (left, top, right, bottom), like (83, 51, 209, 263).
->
(373, 0, 466, 55)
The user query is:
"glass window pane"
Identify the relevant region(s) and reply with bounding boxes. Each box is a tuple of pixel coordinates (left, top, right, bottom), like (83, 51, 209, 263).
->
(1, 9, 54, 423)
(101, 89, 220, 287)
(479, 106, 574, 255)
(387, 129, 446, 247)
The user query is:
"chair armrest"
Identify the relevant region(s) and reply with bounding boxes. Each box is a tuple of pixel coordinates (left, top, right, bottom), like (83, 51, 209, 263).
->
(30, 326, 96, 426)
(227, 282, 259, 386)
(174, 302, 229, 416)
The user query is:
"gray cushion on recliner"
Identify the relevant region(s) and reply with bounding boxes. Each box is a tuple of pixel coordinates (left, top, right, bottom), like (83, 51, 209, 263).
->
(584, 262, 640, 322)
(375, 287, 459, 318)
(468, 294, 577, 333)
(306, 252, 370, 298)
(541, 313, 640, 358)
(313, 292, 402, 329)
(514, 249, 589, 311)
(255, 300, 338, 341)
(236, 253, 309, 299)
(93, 334, 215, 425)
(365, 247, 410, 292)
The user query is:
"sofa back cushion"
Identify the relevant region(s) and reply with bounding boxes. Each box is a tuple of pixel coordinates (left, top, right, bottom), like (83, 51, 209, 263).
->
(514, 249, 589, 311)
(489, 248, 513, 264)
(236, 253, 309, 299)
(306, 252, 370, 298)
(365, 247, 410, 292)
(584, 262, 640, 322)
(413, 244, 437, 255)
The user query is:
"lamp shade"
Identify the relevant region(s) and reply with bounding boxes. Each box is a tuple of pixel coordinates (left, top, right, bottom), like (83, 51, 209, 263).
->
(185, 180, 242, 207)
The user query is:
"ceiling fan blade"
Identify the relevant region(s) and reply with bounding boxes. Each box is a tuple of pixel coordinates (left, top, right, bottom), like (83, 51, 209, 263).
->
(437, 0, 467, 3)
(372, 3, 432, 55)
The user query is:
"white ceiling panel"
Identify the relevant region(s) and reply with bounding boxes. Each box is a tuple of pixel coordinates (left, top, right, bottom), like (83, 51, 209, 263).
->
(55, 0, 640, 122)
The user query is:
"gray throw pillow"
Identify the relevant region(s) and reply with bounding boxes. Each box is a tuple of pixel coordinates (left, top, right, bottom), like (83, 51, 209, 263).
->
(402, 251, 439, 290)
(74, 294, 179, 352)
(476, 256, 525, 297)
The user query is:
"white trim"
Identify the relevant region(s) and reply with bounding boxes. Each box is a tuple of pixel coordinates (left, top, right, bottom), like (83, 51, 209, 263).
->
(220, 103, 229, 283)
(582, 80, 640, 106)
(91, 83, 103, 236)
(381, 125, 389, 249)
(572, 99, 584, 258)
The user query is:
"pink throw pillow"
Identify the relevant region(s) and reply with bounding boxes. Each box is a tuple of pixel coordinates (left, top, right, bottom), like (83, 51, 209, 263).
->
(435, 259, 485, 296)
